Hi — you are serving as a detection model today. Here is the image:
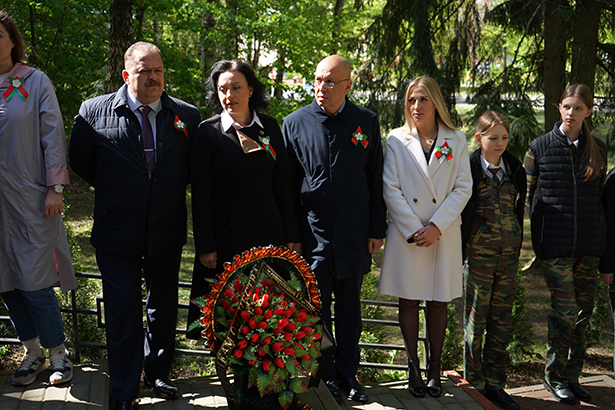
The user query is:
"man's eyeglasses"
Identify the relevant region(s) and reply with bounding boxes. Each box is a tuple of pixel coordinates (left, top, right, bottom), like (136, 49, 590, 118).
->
(314, 79, 349, 89)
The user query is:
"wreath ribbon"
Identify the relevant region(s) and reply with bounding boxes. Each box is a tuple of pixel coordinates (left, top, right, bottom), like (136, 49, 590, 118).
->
(3, 76, 29, 102)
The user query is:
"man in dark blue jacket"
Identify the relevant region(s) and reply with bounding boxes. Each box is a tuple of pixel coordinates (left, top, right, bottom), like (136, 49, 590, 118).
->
(282, 55, 387, 404)
(69, 42, 200, 410)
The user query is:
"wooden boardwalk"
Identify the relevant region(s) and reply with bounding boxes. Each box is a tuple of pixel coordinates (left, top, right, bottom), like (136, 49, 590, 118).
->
(3, 361, 615, 410)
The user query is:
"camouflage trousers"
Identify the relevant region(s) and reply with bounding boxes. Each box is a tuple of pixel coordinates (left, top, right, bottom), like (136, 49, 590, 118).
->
(464, 245, 519, 390)
(541, 256, 598, 388)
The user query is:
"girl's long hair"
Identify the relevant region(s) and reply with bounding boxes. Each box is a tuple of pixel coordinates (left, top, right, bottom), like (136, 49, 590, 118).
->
(475, 111, 510, 136)
(561, 84, 604, 181)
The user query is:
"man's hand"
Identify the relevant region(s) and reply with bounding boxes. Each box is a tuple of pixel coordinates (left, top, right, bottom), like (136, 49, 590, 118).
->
(44, 190, 63, 218)
(368, 238, 384, 254)
(291, 242, 303, 256)
(601, 273, 613, 286)
(199, 252, 217, 269)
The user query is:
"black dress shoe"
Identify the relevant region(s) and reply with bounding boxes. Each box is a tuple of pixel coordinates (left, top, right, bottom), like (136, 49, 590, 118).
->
(569, 382, 592, 402)
(543, 381, 576, 404)
(114, 399, 138, 410)
(325, 379, 342, 404)
(339, 376, 369, 403)
(483, 389, 520, 410)
(144, 377, 179, 400)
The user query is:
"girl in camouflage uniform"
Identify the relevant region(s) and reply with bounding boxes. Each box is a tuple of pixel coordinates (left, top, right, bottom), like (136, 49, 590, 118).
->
(461, 112, 526, 410)
(526, 84, 606, 405)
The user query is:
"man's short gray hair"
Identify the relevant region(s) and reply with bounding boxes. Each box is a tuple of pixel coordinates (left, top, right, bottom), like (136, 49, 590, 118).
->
(124, 42, 162, 69)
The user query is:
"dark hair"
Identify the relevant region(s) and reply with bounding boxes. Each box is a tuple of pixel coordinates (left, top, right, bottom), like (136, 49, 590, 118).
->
(205, 60, 269, 113)
(0, 10, 26, 65)
(560, 84, 604, 181)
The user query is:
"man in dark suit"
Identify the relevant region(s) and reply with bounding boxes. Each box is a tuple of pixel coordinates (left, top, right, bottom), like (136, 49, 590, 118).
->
(282, 55, 387, 404)
(69, 42, 200, 410)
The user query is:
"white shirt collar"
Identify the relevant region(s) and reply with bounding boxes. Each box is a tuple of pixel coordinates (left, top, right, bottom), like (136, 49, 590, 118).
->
(126, 87, 162, 114)
(221, 109, 263, 132)
(559, 124, 580, 147)
(480, 154, 506, 179)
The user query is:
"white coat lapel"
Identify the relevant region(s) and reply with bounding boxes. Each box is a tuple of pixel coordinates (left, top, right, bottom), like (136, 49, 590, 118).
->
(428, 126, 455, 178)
(400, 129, 437, 197)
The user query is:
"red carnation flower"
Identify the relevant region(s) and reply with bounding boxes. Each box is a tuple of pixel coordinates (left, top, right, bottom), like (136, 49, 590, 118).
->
(302, 354, 310, 361)
(284, 323, 296, 332)
(263, 336, 272, 345)
(258, 321, 267, 330)
(283, 347, 295, 356)
(240, 326, 249, 335)
(272, 342, 284, 353)
(283, 333, 293, 341)
(273, 307, 284, 315)
(240, 310, 251, 322)
(238, 340, 248, 349)
(263, 358, 271, 371)
(312, 333, 322, 340)
(303, 326, 313, 334)
(295, 331, 306, 339)
(274, 357, 285, 368)
(277, 319, 289, 328)
(255, 307, 263, 316)
(264, 310, 273, 319)
(251, 333, 260, 343)
(222, 300, 231, 310)
(258, 346, 266, 356)
(273, 327, 284, 334)
(296, 311, 307, 322)
(249, 318, 257, 329)
(233, 349, 243, 359)
(248, 360, 256, 365)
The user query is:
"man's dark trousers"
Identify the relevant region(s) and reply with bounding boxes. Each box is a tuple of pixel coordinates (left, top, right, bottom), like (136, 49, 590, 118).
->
(96, 249, 182, 401)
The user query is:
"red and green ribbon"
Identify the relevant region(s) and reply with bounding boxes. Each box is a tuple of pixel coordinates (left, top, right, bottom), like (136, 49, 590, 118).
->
(351, 126, 368, 148)
(174, 116, 188, 137)
(3, 76, 28, 102)
(434, 141, 453, 161)
(259, 134, 277, 160)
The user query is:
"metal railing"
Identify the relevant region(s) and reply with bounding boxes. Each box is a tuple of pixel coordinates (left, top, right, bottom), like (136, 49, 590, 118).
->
(1, 271, 429, 371)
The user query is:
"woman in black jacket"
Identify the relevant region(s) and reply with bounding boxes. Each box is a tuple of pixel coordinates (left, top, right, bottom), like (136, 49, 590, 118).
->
(525, 84, 606, 404)
(186, 60, 298, 339)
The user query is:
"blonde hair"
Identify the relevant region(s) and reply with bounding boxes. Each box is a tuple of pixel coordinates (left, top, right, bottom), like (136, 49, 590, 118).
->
(475, 111, 510, 136)
(402, 76, 455, 133)
(560, 84, 604, 181)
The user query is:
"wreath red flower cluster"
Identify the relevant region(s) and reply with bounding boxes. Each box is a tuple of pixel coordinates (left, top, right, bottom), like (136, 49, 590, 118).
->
(194, 246, 323, 409)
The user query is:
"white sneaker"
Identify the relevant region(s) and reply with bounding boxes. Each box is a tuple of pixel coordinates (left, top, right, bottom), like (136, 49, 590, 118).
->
(49, 352, 73, 385)
(12, 354, 49, 386)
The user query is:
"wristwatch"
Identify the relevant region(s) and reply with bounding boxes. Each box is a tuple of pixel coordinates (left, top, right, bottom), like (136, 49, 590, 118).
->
(50, 184, 64, 194)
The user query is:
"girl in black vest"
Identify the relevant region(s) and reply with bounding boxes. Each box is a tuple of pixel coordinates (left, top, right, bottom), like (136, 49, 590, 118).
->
(525, 84, 606, 404)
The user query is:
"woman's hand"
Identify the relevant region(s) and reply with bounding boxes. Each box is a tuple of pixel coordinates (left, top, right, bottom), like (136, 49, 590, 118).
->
(414, 223, 441, 247)
(291, 242, 303, 256)
(44, 190, 63, 218)
(601, 273, 613, 286)
(199, 252, 217, 269)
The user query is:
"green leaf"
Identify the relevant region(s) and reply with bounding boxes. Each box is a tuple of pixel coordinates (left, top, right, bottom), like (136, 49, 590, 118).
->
(278, 390, 294, 409)
(289, 377, 308, 394)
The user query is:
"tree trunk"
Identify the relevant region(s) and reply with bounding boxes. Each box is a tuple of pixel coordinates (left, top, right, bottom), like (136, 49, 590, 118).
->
(28, 5, 38, 67)
(332, 0, 345, 54)
(107, 0, 134, 93)
(274, 52, 285, 101)
(543, 0, 568, 133)
(571, 0, 600, 92)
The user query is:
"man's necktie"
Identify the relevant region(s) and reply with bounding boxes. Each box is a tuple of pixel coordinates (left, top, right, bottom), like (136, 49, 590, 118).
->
(139, 105, 155, 170)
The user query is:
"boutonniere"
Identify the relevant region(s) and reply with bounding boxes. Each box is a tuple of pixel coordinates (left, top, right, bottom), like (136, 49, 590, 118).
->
(351, 126, 369, 148)
(434, 141, 453, 161)
(3, 76, 29, 102)
(259, 130, 277, 160)
(174, 116, 188, 137)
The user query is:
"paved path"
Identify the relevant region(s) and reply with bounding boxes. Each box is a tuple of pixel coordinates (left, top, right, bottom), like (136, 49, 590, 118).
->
(3, 361, 615, 410)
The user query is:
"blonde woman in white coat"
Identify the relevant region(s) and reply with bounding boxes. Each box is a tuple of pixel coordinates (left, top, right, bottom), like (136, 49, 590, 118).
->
(379, 76, 472, 398)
